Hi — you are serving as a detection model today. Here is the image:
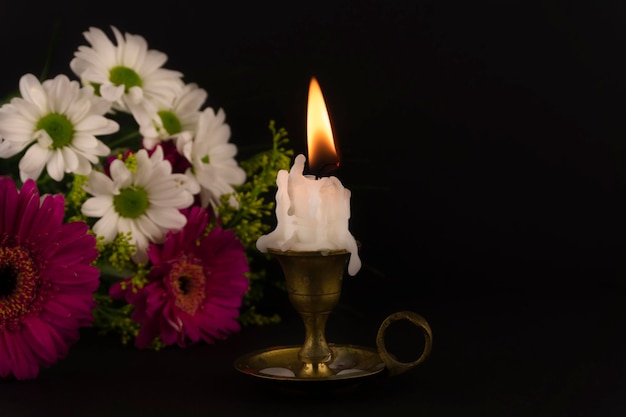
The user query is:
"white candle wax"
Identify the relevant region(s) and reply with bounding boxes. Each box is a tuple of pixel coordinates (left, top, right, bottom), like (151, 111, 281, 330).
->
(256, 153, 361, 276)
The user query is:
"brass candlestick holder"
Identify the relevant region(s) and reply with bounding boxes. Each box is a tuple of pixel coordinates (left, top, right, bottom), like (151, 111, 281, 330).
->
(271, 248, 350, 378)
(234, 247, 433, 383)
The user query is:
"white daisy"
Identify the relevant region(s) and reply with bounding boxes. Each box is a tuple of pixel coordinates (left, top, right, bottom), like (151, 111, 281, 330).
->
(139, 82, 208, 151)
(81, 146, 194, 264)
(69, 25, 184, 125)
(0, 73, 118, 182)
(177, 107, 246, 209)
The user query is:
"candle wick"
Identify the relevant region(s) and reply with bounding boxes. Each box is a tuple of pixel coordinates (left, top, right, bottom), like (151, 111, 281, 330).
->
(315, 162, 340, 179)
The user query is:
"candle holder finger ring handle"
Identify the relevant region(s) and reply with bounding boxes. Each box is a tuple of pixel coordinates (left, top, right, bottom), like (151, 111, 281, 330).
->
(375, 310, 433, 376)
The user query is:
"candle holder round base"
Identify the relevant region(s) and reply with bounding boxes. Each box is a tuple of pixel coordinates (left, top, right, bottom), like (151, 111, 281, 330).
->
(234, 343, 385, 382)
(234, 248, 433, 384)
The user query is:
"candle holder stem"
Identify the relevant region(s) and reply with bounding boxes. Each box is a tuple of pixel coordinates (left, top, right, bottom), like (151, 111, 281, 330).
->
(299, 309, 332, 363)
(268, 249, 350, 372)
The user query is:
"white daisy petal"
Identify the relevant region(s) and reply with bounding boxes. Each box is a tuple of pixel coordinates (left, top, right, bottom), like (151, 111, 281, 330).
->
(70, 135, 110, 163)
(33, 129, 53, 148)
(99, 84, 125, 103)
(115, 216, 132, 235)
(127, 86, 144, 105)
(92, 209, 120, 242)
(18, 145, 49, 181)
(139, 49, 168, 73)
(5, 99, 41, 125)
(109, 159, 132, 186)
(146, 207, 186, 231)
(18, 74, 48, 114)
(74, 114, 119, 136)
(0, 138, 22, 158)
(61, 146, 79, 172)
(71, 133, 100, 151)
(84, 170, 114, 196)
(82, 196, 113, 217)
(73, 154, 93, 175)
(45, 74, 78, 114)
(126, 34, 151, 69)
(134, 214, 162, 243)
(46, 150, 65, 181)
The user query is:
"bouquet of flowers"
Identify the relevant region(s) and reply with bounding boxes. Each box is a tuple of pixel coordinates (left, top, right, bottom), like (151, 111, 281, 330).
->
(0, 25, 293, 380)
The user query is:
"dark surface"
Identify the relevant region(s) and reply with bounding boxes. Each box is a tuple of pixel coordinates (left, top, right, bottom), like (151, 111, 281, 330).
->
(0, 1, 625, 415)
(0, 286, 624, 417)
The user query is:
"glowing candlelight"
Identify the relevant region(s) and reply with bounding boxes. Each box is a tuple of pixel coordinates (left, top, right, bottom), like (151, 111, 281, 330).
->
(307, 77, 339, 176)
(256, 77, 361, 276)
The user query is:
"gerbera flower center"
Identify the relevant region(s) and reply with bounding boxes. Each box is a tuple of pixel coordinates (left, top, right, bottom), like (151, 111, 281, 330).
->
(109, 66, 143, 93)
(178, 276, 192, 294)
(113, 186, 150, 218)
(0, 245, 43, 328)
(158, 110, 182, 135)
(36, 113, 75, 149)
(169, 254, 206, 315)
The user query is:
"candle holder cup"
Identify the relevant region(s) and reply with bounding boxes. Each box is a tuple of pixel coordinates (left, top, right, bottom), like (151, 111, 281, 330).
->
(234, 246, 433, 383)
(269, 248, 348, 377)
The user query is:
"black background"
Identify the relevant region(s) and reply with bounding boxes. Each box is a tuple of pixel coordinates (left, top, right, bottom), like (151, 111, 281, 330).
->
(0, 1, 625, 416)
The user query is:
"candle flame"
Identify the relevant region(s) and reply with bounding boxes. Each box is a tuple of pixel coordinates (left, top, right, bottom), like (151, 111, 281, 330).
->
(307, 77, 339, 175)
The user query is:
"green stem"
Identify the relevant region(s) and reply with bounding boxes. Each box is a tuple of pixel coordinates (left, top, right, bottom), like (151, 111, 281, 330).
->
(107, 131, 142, 151)
(40, 20, 61, 82)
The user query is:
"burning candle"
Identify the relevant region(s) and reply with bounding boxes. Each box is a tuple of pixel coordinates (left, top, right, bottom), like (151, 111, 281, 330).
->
(256, 77, 361, 276)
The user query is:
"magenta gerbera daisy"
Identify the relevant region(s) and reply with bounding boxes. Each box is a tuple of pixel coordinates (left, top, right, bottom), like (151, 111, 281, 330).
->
(110, 205, 249, 349)
(0, 177, 99, 380)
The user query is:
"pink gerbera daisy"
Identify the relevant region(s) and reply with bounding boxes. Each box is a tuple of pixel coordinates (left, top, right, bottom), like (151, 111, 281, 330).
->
(0, 177, 99, 380)
(110, 206, 249, 349)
